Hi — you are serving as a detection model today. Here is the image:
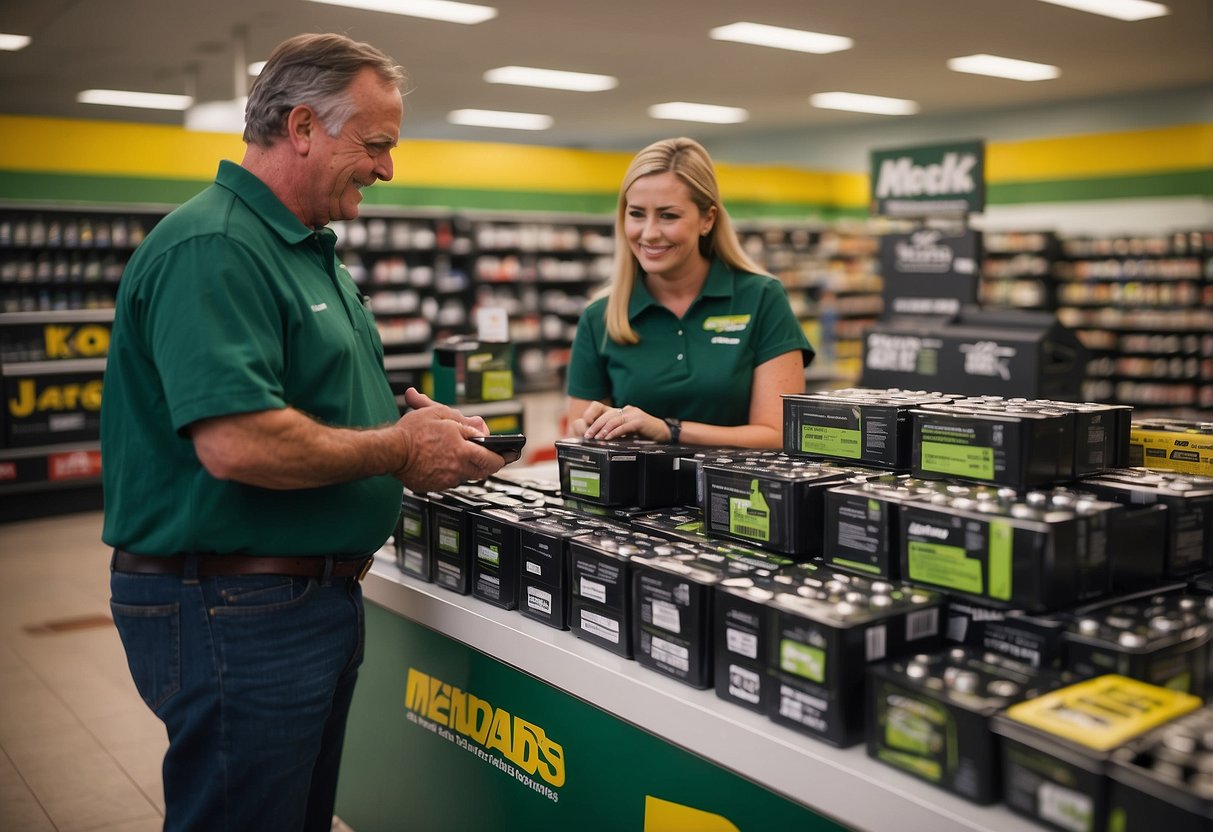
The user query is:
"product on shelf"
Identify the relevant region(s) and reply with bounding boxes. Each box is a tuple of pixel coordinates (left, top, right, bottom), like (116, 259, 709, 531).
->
(395, 489, 432, 581)
(1129, 418, 1213, 477)
(867, 647, 1075, 805)
(991, 675, 1201, 832)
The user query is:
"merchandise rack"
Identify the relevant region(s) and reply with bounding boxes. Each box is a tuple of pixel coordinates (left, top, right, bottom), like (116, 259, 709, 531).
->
(353, 551, 1042, 832)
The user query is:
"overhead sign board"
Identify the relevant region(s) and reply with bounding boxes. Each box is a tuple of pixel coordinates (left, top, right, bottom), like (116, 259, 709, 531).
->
(871, 140, 985, 216)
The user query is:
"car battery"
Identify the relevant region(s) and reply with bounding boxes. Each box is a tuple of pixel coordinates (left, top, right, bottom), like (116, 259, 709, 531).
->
(1129, 418, 1213, 477)
(471, 504, 553, 610)
(823, 473, 944, 579)
(765, 573, 945, 747)
(632, 548, 783, 689)
(555, 438, 695, 508)
(701, 455, 859, 557)
(518, 509, 625, 630)
(782, 389, 952, 469)
(991, 675, 1201, 832)
(1033, 399, 1132, 473)
(944, 600, 1072, 670)
(672, 447, 763, 508)
(899, 487, 1118, 612)
(428, 488, 494, 595)
(713, 561, 841, 713)
(868, 647, 1076, 804)
(1107, 705, 1213, 832)
(1064, 594, 1211, 697)
(568, 527, 684, 658)
(911, 403, 1075, 488)
(395, 489, 433, 581)
(629, 507, 707, 545)
(1080, 469, 1213, 577)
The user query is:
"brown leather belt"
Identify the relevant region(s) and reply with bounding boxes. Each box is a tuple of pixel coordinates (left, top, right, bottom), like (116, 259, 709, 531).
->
(112, 549, 375, 581)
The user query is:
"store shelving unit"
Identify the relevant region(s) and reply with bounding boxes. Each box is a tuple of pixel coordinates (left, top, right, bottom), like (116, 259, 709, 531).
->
(978, 230, 1059, 311)
(740, 223, 883, 387)
(1055, 230, 1213, 412)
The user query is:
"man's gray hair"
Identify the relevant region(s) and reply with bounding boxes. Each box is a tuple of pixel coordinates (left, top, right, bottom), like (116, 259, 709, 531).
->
(243, 33, 405, 146)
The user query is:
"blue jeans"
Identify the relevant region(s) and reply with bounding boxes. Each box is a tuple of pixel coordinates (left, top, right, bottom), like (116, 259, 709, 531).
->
(110, 559, 365, 832)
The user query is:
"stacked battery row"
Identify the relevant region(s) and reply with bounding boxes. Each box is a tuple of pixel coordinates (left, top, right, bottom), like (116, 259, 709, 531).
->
(387, 387, 1213, 831)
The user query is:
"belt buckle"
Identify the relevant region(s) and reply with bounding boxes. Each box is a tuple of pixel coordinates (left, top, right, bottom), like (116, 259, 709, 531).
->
(356, 556, 374, 582)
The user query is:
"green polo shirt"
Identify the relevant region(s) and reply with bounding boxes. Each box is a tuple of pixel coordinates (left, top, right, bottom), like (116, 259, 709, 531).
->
(567, 259, 813, 426)
(101, 161, 402, 556)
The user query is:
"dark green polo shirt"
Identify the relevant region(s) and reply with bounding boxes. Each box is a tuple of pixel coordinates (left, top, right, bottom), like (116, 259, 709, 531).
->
(567, 259, 813, 426)
(101, 161, 402, 556)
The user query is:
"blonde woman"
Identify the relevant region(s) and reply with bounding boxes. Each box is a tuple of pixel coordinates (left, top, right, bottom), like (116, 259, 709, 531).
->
(566, 137, 813, 448)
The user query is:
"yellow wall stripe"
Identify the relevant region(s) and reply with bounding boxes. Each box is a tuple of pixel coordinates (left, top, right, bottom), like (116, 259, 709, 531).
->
(987, 123, 1213, 182)
(1, 115, 1209, 210)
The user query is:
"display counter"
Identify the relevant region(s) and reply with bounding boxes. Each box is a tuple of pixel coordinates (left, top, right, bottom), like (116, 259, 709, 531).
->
(336, 550, 1043, 832)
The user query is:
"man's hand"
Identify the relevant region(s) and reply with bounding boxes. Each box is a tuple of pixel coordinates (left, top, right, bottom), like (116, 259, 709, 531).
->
(392, 388, 503, 491)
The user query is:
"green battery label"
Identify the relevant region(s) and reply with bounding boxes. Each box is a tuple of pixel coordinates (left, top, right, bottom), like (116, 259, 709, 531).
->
(989, 520, 1013, 601)
(907, 541, 983, 594)
(438, 527, 460, 553)
(569, 468, 601, 498)
(780, 639, 825, 683)
(729, 479, 771, 542)
(801, 424, 862, 458)
(403, 516, 422, 537)
(920, 441, 995, 479)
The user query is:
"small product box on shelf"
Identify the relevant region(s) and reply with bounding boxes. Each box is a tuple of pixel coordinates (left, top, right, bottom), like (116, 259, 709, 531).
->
(899, 486, 1121, 612)
(1034, 399, 1133, 473)
(518, 509, 624, 630)
(911, 403, 1075, 488)
(1128, 418, 1213, 477)
(765, 572, 944, 747)
(867, 647, 1076, 805)
(428, 488, 494, 595)
(1107, 705, 1213, 832)
(431, 335, 513, 404)
(395, 489, 432, 581)
(782, 388, 952, 469)
(629, 507, 707, 545)
(701, 456, 860, 556)
(568, 527, 678, 658)
(991, 675, 1201, 832)
(1080, 468, 1213, 577)
(1063, 594, 1211, 697)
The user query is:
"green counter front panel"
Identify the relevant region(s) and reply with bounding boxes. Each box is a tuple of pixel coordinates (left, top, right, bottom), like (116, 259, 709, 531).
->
(337, 601, 846, 832)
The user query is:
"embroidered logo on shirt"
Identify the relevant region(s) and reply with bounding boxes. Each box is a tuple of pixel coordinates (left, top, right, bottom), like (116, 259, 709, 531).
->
(711, 336, 741, 345)
(310, 303, 328, 313)
(703, 315, 750, 333)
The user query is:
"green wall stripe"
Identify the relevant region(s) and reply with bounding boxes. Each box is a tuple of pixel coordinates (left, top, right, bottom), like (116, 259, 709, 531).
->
(988, 168, 1213, 204)
(6, 168, 1209, 216)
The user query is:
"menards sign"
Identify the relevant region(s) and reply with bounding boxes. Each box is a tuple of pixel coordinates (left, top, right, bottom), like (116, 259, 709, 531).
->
(871, 140, 985, 216)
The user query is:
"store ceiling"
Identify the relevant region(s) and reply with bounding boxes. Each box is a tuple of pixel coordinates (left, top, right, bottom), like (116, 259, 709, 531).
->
(1, 0, 1211, 152)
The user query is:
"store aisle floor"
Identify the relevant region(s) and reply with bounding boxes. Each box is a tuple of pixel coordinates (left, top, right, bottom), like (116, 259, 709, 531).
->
(0, 511, 164, 832)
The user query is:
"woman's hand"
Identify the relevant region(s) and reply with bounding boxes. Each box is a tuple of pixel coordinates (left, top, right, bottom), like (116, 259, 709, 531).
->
(573, 401, 669, 442)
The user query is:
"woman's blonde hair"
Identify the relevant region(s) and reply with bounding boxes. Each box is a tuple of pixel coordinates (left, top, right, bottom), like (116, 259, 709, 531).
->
(603, 137, 767, 344)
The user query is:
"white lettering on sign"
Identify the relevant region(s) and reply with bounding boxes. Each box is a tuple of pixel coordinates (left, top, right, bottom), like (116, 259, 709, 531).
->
(876, 152, 978, 199)
(960, 341, 1016, 380)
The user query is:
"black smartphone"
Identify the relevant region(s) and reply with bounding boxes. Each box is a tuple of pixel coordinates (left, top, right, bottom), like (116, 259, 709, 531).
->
(468, 434, 526, 464)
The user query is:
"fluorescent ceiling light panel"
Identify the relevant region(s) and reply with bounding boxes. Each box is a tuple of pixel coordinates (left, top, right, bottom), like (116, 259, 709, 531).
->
(77, 89, 194, 110)
(709, 21, 853, 54)
(0, 33, 31, 51)
(647, 101, 749, 124)
(447, 108, 553, 130)
(483, 66, 617, 92)
(948, 53, 1060, 81)
(809, 91, 919, 115)
(1036, 0, 1169, 21)
(304, 0, 497, 24)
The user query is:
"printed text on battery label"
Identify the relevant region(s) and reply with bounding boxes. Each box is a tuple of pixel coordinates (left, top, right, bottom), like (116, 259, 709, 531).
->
(801, 424, 862, 458)
(579, 609, 619, 643)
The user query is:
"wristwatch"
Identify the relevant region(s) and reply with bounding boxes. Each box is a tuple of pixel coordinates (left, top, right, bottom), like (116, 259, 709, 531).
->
(663, 417, 682, 444)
